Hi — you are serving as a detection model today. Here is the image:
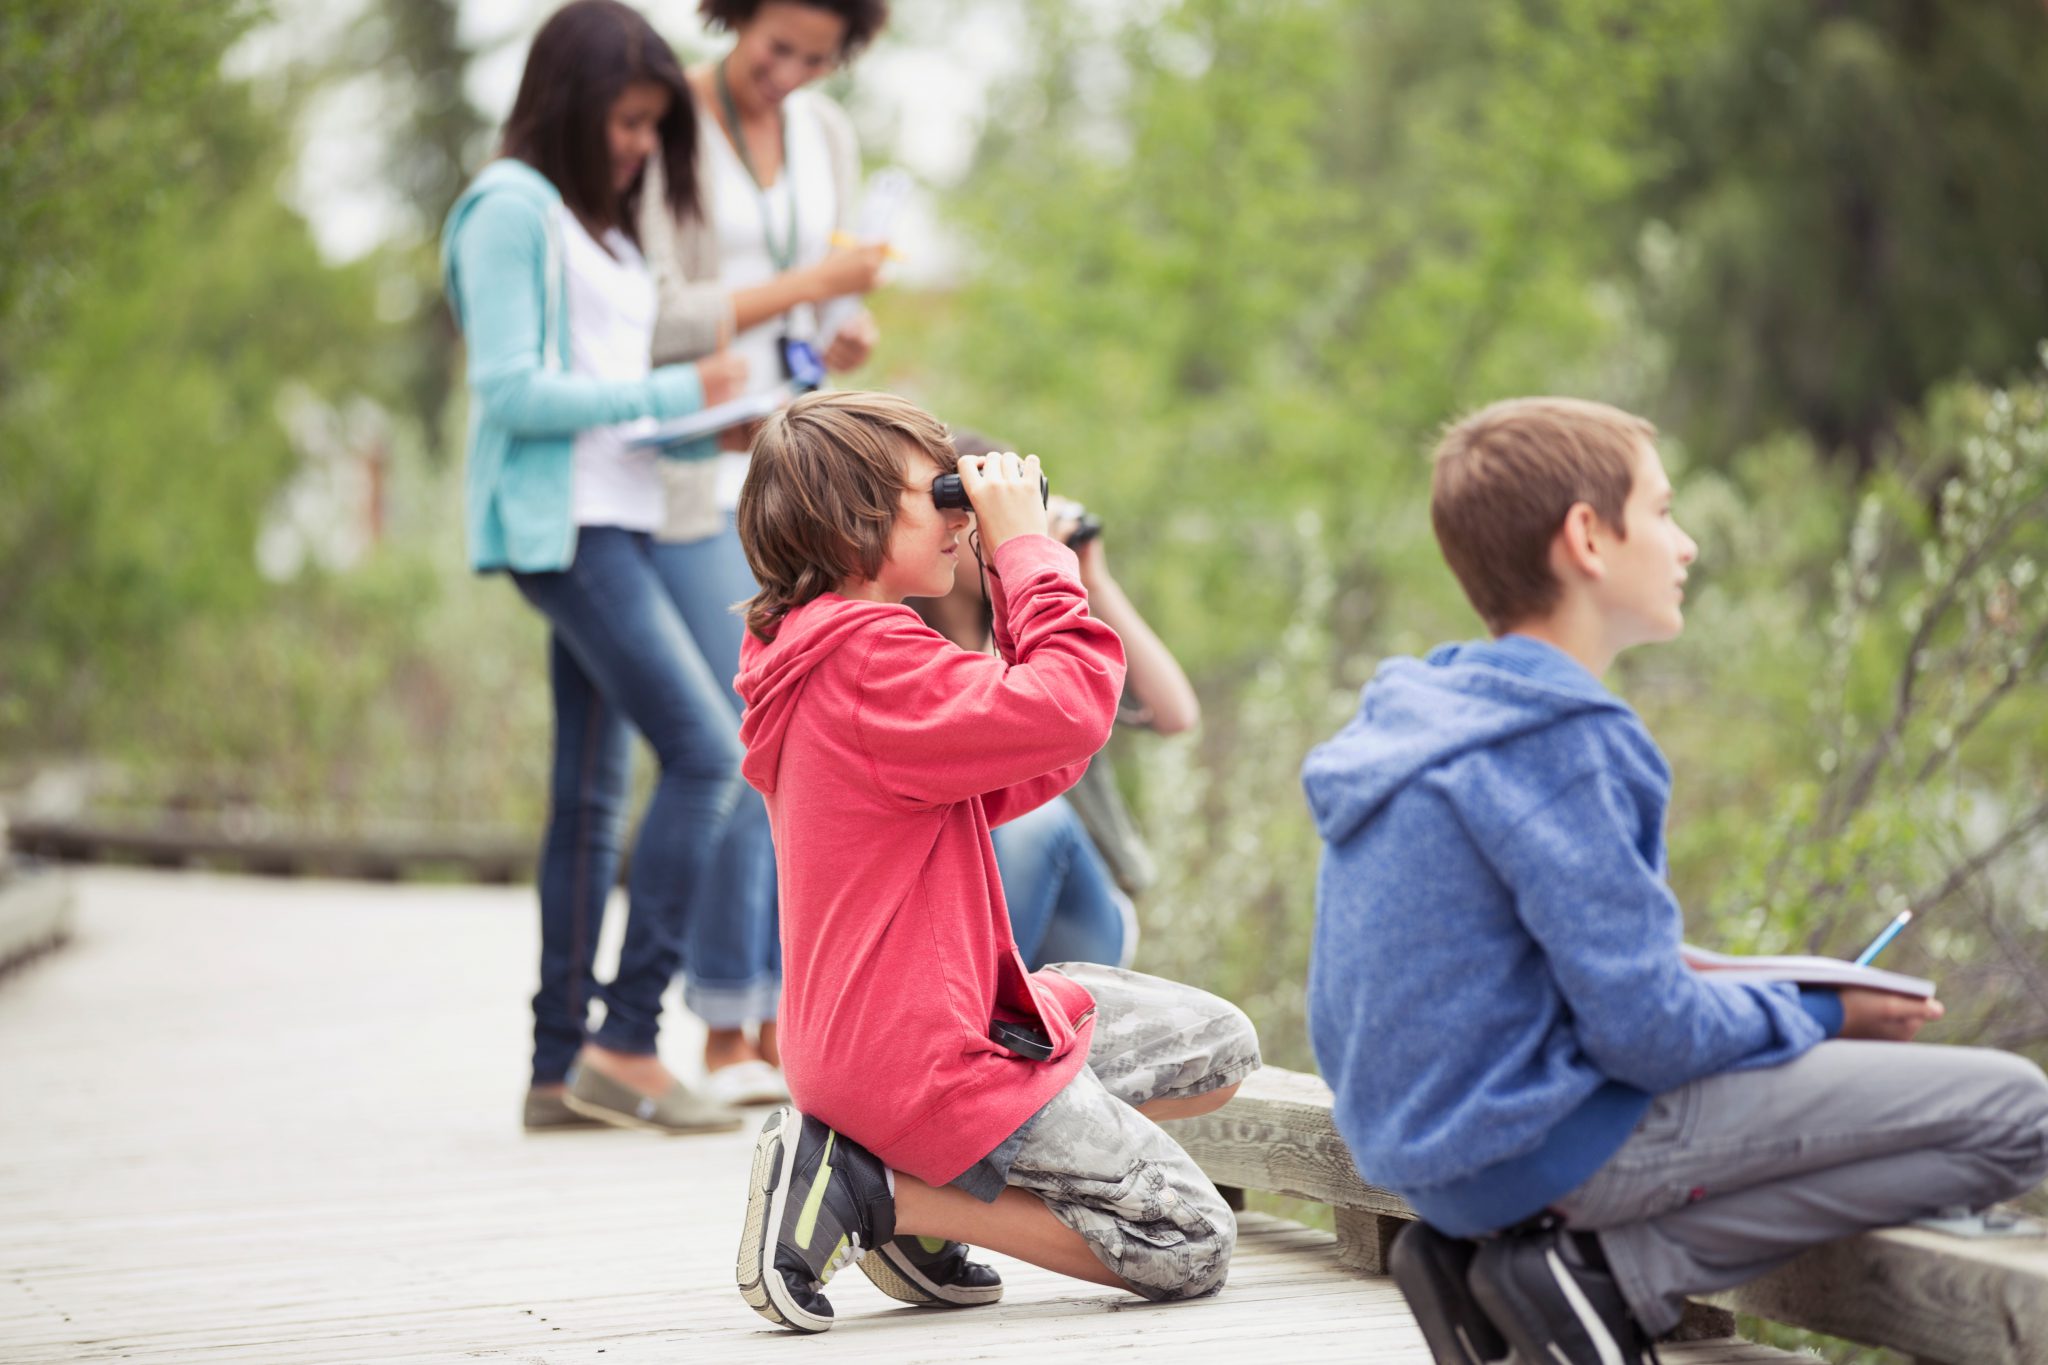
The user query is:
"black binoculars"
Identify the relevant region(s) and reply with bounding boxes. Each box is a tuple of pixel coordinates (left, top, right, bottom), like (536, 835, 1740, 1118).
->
(930, 472, 1049, 509)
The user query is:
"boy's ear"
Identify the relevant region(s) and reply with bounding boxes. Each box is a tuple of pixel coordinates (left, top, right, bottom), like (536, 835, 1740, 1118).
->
(1550, 501, 1607, 583)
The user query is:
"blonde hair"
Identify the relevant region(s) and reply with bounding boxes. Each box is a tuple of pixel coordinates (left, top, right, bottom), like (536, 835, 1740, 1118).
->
(1430, 397, 1654, 634)
(737, 390, 957, 640)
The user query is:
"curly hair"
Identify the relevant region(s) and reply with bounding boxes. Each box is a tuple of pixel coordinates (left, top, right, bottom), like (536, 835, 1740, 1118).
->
(697, 0, 889, 59)
(737, 391, 955, 641)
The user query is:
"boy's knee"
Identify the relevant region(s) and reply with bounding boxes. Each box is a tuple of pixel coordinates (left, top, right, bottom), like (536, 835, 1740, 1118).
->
(1109, 1166, 1238, 1302)
(1942, 1048, 2048, 1197)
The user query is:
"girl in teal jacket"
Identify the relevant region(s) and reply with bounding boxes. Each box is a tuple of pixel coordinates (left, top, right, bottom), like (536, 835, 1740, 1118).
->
(442, 0, 751, 1137)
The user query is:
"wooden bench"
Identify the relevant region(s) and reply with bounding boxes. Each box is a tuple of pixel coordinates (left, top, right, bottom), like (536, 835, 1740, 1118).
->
(1161, 1065, 2048, 1364)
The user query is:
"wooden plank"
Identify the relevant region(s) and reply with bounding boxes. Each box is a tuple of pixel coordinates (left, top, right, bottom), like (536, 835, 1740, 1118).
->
(1166, 1063, 2048, 1360)
(0, 865, 73, 974)
(0, 871, 1813, 1364)
(1157, 1067, 1413, 1217)
(1709, 1224, 2048, 1365)
(7, 814, 530, 883)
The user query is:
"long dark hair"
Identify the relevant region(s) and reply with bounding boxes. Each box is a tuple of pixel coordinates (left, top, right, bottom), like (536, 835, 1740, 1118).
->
(499, 0, 697, 239)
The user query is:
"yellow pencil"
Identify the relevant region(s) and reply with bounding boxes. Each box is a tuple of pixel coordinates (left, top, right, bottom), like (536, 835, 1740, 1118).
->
(830, 230, 904, 262)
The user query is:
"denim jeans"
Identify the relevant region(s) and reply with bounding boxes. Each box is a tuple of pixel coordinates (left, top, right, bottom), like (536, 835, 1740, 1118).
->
(513, 527, 745, 1084)
(651, 516, 781, 1028)
(994, 795, 1137, 971)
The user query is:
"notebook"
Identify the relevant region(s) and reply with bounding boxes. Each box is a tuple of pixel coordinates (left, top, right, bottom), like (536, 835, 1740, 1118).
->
(1680, 944, 1935, 998)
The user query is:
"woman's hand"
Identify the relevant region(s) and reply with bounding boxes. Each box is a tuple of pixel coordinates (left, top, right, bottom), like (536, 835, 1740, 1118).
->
(695, 351, 747, 407)
(807, 241, 888, 300)
(822, 311, 878, 372)
(959, 452, 1048, 553)
(1838, 988, 1944, 1042)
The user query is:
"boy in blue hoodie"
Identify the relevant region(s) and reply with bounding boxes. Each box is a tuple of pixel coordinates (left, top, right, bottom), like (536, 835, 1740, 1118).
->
(1304, 398, 2048, 1365)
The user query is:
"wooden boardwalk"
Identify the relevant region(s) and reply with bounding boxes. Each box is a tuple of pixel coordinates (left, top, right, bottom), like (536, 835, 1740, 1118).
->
(0, 870, 1793, 1363)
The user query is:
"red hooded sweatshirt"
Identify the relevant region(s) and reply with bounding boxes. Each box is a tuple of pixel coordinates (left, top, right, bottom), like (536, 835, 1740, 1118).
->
(735, 534, 1127, 1184)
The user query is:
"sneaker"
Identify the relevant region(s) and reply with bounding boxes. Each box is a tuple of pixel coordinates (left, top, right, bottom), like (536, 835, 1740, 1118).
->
(701, 1058, 792, 1107)
(1388, 1221, 1511, 1364)
(859, 1235, 1004, 1308)
(736, 1106, 897, 1333)
(1468, 1225, 1659, 1365)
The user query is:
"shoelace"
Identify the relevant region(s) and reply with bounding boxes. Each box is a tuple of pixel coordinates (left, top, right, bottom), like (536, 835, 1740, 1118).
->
(817, 1233, 866, 1286)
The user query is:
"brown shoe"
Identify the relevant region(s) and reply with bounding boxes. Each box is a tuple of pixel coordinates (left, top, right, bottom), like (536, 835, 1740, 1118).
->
(522, 1086, 609, 1132)
(562, 1062, 745, 1135)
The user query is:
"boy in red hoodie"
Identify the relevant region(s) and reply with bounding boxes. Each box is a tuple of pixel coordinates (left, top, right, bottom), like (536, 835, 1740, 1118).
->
(730, 391, 1261, 1333)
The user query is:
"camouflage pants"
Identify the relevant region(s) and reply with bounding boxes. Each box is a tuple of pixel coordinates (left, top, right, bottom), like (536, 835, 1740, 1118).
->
(1006, 962, 1262, 1301)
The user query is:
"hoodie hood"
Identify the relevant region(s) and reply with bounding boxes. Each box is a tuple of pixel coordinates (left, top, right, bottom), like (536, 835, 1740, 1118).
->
(440, 159, 561, 335)
(737, 594, 911, 795)
(1302, 634, 1628, 846)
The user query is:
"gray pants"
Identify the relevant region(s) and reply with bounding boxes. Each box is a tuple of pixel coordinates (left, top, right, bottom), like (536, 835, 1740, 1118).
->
(1003, 962, 1262, 1301)
(1553, 1041, 2048, 1334)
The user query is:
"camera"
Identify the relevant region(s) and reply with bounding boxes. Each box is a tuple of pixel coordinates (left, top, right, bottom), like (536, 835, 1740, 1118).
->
(930, 471, 1049, 509)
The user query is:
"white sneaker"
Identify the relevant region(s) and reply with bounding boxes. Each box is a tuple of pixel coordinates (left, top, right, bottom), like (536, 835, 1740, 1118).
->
(702, 1058, 791, 1107)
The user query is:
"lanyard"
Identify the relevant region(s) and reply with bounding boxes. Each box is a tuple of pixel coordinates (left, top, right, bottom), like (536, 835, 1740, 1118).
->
(715, 59, 799, 276)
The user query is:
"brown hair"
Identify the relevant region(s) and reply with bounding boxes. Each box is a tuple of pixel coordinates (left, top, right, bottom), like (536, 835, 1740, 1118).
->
(738, 391, 956, 640)
(1429, 397, 1654, 634)
(500, 0, 698, 240)
(698, 0, 890, 59)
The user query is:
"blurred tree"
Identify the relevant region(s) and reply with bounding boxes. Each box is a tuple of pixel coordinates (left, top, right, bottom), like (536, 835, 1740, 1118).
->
(896, 0, 1719, 1058)
(365, 0, 485, 443)
(0, 1, 392, 744)
(1642, 0, 2048, 471)
(0, 2, 257, 387)
(923, 0, 1713, 676)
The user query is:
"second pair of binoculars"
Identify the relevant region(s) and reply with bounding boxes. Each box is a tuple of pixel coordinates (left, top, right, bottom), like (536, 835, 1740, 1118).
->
(930, 472, 1102, 549)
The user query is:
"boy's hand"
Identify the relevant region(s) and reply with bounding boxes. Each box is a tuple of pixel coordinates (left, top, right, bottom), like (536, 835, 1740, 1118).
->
(1838, 988, 1944, 1041)
(959, 452, 1049, 553)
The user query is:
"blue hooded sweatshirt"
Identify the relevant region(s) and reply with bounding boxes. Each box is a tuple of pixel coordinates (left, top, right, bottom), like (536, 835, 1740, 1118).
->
(1303, 635, 1839, 1236)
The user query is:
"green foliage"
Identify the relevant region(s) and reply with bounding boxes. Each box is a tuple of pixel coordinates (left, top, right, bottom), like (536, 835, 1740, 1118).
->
(1694, 362, 2048, 1052)
(0, 2, 397, 747)
(1642, 0, 2048, 468)
(0, 1, 262, 375)
(900, 0, 1715, 687)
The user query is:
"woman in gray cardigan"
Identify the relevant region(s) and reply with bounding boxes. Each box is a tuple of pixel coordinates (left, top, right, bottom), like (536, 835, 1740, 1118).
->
(636, 0, 893, 1105)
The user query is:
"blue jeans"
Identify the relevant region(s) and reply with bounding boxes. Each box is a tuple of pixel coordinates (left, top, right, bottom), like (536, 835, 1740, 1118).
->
(652, 517, 781, 1028)
(994, 795, 1137, 971)
(513, 527, 744, 1084)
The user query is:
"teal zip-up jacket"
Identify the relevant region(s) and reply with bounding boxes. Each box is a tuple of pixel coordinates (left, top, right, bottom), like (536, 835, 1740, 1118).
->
(441, 159, 713, 573)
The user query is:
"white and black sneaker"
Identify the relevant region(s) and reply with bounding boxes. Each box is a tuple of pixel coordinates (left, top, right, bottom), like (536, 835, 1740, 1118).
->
(736, 1106, 896, 1333)
(1468, 1225, 1660, 1365)
(1388, 1221, 1512, 1364)
(859, 1234, 1004, 1307)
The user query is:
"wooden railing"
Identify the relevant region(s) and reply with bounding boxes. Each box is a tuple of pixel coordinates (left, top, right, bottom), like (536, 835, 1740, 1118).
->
(7, 814, 531, 883)
(1161, 1066, 2048, 1364)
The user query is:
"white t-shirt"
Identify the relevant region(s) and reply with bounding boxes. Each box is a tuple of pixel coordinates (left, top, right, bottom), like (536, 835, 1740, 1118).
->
(559, 207, 663, 531)
(706, 89, 841, 508)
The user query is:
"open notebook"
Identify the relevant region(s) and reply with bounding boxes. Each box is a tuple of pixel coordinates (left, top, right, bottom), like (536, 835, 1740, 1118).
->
(626, 385, 790, 450)
(1681, 944, 1935, 998)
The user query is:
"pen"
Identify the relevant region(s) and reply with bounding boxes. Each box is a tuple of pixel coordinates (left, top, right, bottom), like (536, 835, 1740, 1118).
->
(1852, 909, 1913, 966)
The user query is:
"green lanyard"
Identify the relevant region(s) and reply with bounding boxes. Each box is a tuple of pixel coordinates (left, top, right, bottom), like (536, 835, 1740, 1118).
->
(715, 59, 799, 275)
